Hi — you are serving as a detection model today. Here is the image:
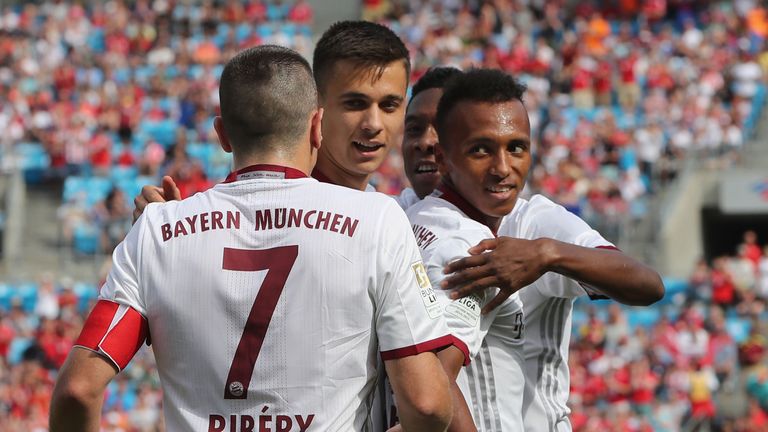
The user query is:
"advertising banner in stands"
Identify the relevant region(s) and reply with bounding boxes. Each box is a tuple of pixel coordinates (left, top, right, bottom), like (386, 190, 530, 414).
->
(720, 170, 768, 214)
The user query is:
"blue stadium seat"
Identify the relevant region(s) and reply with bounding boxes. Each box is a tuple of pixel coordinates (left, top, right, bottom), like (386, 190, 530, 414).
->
(16, 142, 51, 183)
(73, 282, 98, 313)
(15, 282, 38, 313)
(626, 307, 660, 328)
(0, 283, 12, 311)
(7, 337, 33, 365)
(725, 317, 751, 344)
(138, 119, 178, 148)
(73, 223, 99, 255)
(110, 166, 139, 184)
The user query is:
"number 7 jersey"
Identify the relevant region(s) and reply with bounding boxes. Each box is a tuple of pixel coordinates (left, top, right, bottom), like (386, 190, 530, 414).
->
(74, 165, 454, 431)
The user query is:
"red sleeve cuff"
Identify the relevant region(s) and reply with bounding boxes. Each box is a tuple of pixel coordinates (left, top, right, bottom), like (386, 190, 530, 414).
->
(75, 300, 148, 370)
(450, 336, 472, 366)
(380, 335, 456, 361)
(596, 245, 619, 251)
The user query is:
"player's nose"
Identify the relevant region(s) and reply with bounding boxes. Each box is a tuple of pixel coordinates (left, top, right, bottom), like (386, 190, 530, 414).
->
(489, 151, 512, 178)
(361, 106, 383, 137)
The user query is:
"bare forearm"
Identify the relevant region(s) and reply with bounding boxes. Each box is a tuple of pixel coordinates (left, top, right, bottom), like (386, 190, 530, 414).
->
(50, 389, 104, 432)
(541, 239, 664, 305)
(437, 347, 477, 432)
(446, 381, 476, 432)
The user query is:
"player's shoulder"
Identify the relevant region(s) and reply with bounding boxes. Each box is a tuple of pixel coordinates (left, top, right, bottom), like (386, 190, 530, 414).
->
(502, 194, 587, 238)
(393, 187, 420, 210)
(408, 196, 491, 248)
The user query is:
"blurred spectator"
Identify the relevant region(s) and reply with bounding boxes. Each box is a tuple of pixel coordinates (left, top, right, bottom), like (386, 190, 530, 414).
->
(92, 187, 131, 254)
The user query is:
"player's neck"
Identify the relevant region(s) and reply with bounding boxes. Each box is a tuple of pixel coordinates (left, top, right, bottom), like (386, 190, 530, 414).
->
(438, 180, 503, 235)
(232, 155, 311, 177)
(313, 154, 370, 191)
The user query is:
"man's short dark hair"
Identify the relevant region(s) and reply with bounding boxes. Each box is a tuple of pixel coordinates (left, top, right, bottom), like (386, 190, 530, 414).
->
(219, 45, 317, 155)
(313, 21, 410, 94)
(435, 69, 527, 139)
(410, 67, 462, 103)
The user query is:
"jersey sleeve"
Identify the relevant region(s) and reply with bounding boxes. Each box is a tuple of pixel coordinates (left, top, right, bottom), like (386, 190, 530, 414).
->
(374, 202, 455, 361)
(423, 236, 495, 366)
(74, 210, 150, 370)
(527, 199, 616, 299)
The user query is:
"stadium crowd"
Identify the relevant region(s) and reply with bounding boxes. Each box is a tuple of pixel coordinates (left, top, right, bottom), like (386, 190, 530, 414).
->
(1, 0, 768, 430)
(371, 0, 767, 230)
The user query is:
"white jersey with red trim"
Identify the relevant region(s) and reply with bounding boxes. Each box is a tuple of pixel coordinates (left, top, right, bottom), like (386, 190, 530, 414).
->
(76, 165, 453, 432)
(406, 187, 526, 432)
(498, 194, 615, 432)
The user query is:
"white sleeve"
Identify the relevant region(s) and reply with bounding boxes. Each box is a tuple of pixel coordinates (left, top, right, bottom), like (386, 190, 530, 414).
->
(99, 207, 149, 316)
(527, 200, 615, 299)
(75, 209, 151, 371)
(424, 236, 496, 365)
(375, 202, 455, 360)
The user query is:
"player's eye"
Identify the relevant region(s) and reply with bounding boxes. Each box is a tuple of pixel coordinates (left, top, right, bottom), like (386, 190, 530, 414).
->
(508, 140, 528, 154)
(343, 99, 368, 110)
(380, 100, 401, 113)
(405, 123, 425, 137)
(469, 145, 490, 155)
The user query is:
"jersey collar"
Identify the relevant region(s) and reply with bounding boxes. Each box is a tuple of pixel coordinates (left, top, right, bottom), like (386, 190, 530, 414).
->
(223, 164, 308, 183)
(436, 181, 498, 236)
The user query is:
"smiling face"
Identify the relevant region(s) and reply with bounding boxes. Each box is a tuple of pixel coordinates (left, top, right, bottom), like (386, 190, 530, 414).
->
(316, 59, 408, 188)
(403, 87, 442, 198)
(437, 99, 532, 225)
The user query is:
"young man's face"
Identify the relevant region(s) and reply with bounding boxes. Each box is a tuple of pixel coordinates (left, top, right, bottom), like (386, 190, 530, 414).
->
(403, 87, 442, 198)
(437, 99, 531, 219)
(318, 59, 408, 179)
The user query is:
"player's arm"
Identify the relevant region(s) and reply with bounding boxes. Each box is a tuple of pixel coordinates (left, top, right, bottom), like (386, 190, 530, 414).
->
(443, 236, 664, 312)
(385, 352, 453, 432)
(50, 347, 118, 432)
(132, 175, 180, 222)
(437, 347, 477, 432)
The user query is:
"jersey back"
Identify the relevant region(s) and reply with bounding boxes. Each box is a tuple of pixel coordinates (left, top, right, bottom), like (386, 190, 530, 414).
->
(89, 173, 451, 431)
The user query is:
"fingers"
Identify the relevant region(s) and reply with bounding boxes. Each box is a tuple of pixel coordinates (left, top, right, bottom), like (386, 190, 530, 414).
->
(161, 176, 181, 201)
(443, 253, 488, 275)
(481, 291, 513, 315)
(132, 186, 164, 224)
(448, 276, 498, 300)
(467, 238, 498, 255)
(442, 263, 494, 290)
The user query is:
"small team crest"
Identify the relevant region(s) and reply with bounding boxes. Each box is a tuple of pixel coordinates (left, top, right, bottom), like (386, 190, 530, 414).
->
(412, 262, 441, 319)
(228, 381, 244, 397)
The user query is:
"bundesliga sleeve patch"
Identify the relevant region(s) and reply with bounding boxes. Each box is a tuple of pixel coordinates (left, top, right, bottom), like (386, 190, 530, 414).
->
(412, 261, 441, 319)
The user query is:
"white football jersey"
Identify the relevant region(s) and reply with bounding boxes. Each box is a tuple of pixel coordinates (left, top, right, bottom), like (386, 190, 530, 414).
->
(393, 187, 420, 210)
(498, 195, 614, 432)
(75, 165, 454, 432)
(406, 185, 526, 432)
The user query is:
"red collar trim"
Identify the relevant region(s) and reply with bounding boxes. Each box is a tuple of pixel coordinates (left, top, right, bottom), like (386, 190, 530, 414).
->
(437, 181, 498, 236)
(223, 164, 308, 183)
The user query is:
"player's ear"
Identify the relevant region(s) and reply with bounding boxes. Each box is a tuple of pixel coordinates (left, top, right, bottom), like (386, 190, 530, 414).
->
(309, 108, 323, 151)
(213, 117, 232, 153)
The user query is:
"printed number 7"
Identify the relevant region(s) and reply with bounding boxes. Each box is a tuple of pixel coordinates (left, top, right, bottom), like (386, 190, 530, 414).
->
(222, 245, 298, 399)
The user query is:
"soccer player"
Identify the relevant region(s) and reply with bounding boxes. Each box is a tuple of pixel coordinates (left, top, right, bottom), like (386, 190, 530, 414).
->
(396, 66, 462, 209)
(438, 99, 666, 432)
(50, 45, 455, 432)
(134, 20, 412, 218)
(405, 69, 530, 430)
